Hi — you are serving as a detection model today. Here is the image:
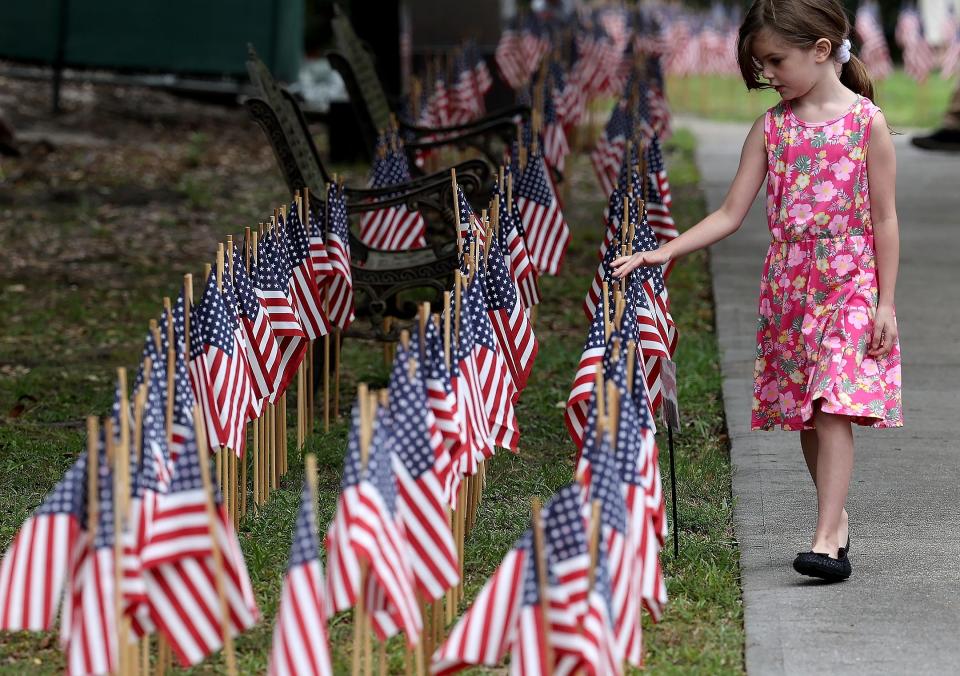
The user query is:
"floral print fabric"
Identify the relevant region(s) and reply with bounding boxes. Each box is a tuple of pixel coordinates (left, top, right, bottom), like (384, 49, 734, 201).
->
(752, 95, 903, 431)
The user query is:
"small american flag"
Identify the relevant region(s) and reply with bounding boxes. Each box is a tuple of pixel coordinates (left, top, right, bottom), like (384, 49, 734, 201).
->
(856, 1, 894, 80)
(497, 172, 541, 309)
(62, 434, 117, 676)
(541, 71, 570, 175)
(324, 405, 364, 615)
(431, 538, 526, 674)
(420, 318, 463, 504)
(284, 206, 331, 340)
(386, 343, 459, 601)
(254, 230, 307, 398)
(188, 270, 253, 456)
(307, 199, 334, 283)
(268, 477, 332, 676)
(161, 295, 196, 460)
(354, 406, 422, 644)
(565, 304, 610, 450)
(896, 7, 936, 83)
(515, 149, 571, 276)
(324, 185, 355, 330)
(140, 411, 258, 666)
(470, 42, 493, 95)
(232, 247, 282, 403)
(496, 27, 526, 90)
(643, 135, 679, 260)
(484, 234, 538, 395)
(463, 273, 520, 453)
(360, 137, 428, 251)
(591, 100, 631, 197)
(0, 447, 87, 631)
(449, 52, 484, 124)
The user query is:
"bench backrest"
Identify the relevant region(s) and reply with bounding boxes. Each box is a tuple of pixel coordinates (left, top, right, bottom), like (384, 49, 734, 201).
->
(330, 5, 392, 136)
(246, 45, 329, 194)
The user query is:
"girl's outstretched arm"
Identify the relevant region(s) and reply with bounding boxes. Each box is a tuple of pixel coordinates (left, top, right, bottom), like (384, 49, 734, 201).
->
(612, 114, 768, 277)
(864, 110, 900, 358)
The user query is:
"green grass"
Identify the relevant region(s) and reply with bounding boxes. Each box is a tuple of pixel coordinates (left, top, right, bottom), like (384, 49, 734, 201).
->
(0, 117, 742, 672)
(666, 70, 957, 129)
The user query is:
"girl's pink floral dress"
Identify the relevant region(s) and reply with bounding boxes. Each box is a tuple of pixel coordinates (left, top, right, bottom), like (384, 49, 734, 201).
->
(752, 94, 903, 431)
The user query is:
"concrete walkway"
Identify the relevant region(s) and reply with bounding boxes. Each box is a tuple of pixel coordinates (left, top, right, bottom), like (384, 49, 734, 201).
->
(682, 115, 960, 675)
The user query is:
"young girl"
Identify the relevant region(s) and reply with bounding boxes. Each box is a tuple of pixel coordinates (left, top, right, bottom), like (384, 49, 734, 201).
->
(613, 0, 902, 581)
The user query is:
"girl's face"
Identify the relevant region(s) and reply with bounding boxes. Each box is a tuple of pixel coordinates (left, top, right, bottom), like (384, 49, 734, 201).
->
(751, 28, 831, 100)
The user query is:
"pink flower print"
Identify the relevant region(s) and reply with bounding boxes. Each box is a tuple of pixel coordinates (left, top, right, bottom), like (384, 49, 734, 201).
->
(759, 297, 772, 318)
(812, 180, 837, 203)
(861, 358, 879, 377)
(885, 364, 902, 387)
(848, 307, 870, 330)
(802, 315, 818, 336)
(828, 214, 849, 236)
(831, 156, 855, 181)
(852, 271, 874, 289)
(760, 379, 779, 402)
(780, 390, 796, 412)
(789, 202, 813, 222)
(824, 335, 842, 350)
(787, 246, 805, 267)
(831, 254, 856, 276)
(824, 120, 846, 138)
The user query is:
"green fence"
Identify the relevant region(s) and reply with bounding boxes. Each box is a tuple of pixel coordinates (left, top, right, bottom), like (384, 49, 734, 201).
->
(0, 0, 303, 81)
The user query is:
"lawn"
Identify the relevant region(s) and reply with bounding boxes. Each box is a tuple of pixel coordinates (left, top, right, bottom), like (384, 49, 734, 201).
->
(0, 76, 742, 674)
(666, 70, 957, 130)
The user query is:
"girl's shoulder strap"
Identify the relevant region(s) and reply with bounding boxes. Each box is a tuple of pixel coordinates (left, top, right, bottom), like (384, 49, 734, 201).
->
(763, 100, 789, 154)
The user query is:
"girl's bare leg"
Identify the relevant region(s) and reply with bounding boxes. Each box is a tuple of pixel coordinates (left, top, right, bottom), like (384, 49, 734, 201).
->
(809, 408, 853, 557)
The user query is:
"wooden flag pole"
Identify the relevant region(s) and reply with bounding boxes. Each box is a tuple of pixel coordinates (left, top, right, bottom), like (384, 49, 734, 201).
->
(451, 168, 461, 253)
(192, 406, 238, 676)
(601, 280, 611, 339)
(442, 292, 451, 370)
(214, 245, 228, 519)
(626, 340, 637, 395)
(530, 498, 555, 672)
(587, 499, 602, 590)
(353, 384, 371, 676)
(113, 371, 131, 676)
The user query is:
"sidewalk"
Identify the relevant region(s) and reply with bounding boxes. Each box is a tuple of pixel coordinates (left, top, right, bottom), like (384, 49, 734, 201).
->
(682, 115, 960, 674)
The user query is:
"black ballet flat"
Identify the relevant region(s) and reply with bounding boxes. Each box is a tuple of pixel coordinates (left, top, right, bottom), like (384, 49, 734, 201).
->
(839, 535, 850, 557)
(793, 550, 852, 581)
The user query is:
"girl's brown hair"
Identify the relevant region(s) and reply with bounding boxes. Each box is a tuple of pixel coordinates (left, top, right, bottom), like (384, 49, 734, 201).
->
(736, 0, 875, 101)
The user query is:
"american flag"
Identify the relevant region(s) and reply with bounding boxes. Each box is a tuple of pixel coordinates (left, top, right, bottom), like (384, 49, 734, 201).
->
(0, 447, 87, 631)
(632, 204, 678, 358)
(161, 295, 197, 461)
(577, 416, 641, 668)
(356, 406, 422, 643)
(232, 247, 282, 403)
(591, 100, 631, 197)
(941, 8, 960, 77)
(484, 234, 538, 396)
(497, 173, 541, 309)
(359, 138, 428, 251)
(896, 7, 936, 83)
(324, 404, 363, 615)
(496, 28, 526, 90)
(431, 538, 526, 674)
(62, 434, 117, 676)
(425, 73, 451, 129)
(463, 272, 520, 453)
(139, 411, 258, 666)
(421, 317, 464, 504)
(515, 149, 571, 276)
(445, 277, 493, 482)
(522, 484, 591, 674)
(565, 304, 610, 451)
(188, 270, 253, 456)
(470, 42, 493, 94)
(541, 73, 570, 175)
(583, 187, 626, 322)
(124, 367, 171, 636)
(268, 477, 332, 676)
(285, 206, 331, 340)
(324, 185, 355, 330)
(254, 229, 307, 398)
(386, 342, 459, 601)
(856, 1, 894, 80)
(613, 363, 667, 623)
(307, 199, 334, 284)
(132, 320, 175, 486)
(643, 135, 679, 259)
(449, 52, 484, 124)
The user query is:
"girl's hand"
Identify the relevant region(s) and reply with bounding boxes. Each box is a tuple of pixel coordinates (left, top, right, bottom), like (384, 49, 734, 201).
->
(611, 248, 671, 278)
(868, 305, 898, 358)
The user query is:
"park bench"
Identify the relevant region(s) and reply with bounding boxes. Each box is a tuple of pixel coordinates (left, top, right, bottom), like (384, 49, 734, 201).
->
(244, 52, 477, 342)
(327, 4, 529, 171)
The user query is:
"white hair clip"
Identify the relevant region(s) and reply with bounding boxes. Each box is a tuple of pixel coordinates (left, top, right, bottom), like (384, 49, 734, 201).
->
(835, 38, 852, 64)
